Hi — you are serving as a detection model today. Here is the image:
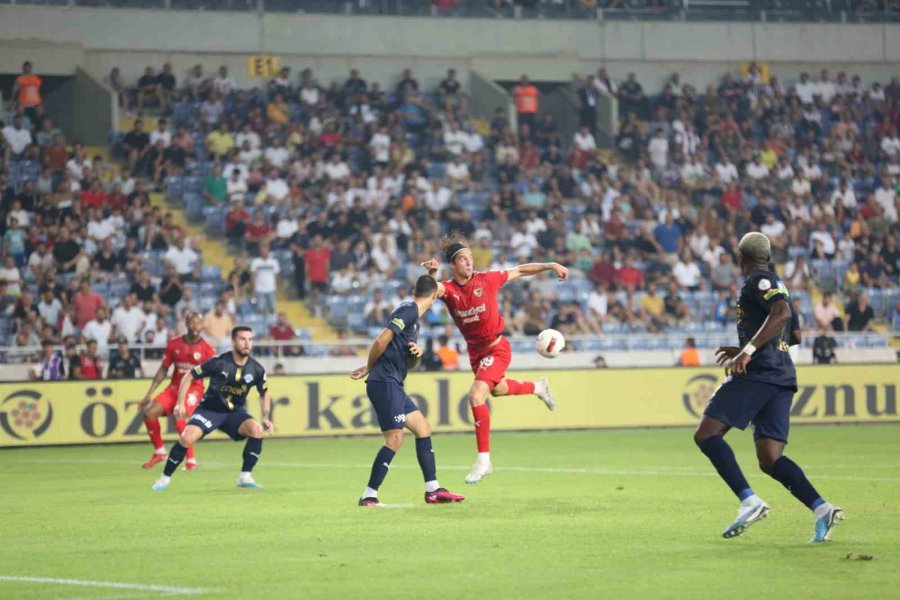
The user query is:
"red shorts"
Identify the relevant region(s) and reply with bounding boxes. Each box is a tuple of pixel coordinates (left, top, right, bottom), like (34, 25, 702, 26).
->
(468, 336, 511, 391)
(154, 384, 203, 417)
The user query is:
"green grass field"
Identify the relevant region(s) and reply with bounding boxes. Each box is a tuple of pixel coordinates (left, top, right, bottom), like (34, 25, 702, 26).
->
(2, 425, 898, 599)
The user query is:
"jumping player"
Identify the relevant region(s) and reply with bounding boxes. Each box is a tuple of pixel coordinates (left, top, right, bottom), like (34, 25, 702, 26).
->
(138, 312, 216, 470)
(151, 326, 272, 491)
(422, 232, 569, 484)
(350, 275, 465, 506)
(695, 232, 842, 542)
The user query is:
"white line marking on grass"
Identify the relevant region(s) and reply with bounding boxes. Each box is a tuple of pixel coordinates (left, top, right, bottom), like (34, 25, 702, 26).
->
(17, 458, 900, 483)
(0, 576, 209, 596)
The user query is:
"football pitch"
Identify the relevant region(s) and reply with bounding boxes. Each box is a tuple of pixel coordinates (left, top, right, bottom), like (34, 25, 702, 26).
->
(2, 425, 898, 599)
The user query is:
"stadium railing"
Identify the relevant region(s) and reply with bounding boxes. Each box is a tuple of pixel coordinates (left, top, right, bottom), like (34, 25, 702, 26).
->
(1, 0, 898, 23)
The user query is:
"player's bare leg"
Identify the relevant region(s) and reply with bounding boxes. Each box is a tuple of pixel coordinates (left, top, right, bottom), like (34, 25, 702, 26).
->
(236, 419, 266, 489)
(141, 401, 168, 468)
(152, 425, 204, 490)
(694, 416, 769, 538)
(405, 411, 464, 504)
(493, 376, 555, 411)
(755, 436, 842, 543)
(465, 380, 494, 484)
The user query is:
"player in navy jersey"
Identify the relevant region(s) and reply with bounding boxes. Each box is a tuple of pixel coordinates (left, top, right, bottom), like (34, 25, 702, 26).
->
(151, 326, 273, 491)
(350, 275, 465, 506)
(694, 232, 842, 542)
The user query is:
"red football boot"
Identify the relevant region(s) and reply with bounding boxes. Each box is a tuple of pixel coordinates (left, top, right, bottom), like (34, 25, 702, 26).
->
(142, 452, 167, 469)
(425, 488, 466, 504)
(358, 497, 383, 507)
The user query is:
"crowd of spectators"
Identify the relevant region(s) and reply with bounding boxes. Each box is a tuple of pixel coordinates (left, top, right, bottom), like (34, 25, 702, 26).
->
(3, 56, 900, 376)
(1, 61, 306, 378)
(120, 58, 900, 350)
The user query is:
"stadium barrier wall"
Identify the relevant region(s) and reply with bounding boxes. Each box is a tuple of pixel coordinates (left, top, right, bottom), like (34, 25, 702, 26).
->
(2, 7, 900, 93)
(1, 365, 896, 448)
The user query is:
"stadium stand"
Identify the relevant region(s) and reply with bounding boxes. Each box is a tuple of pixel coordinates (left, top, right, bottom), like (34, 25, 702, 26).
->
(2, 43, 898, 376)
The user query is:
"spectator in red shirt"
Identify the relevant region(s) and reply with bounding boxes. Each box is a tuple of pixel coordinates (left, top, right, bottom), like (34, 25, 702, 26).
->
(72, 278, 107, 328)
(303, 235, 331, 304)
(81, 179, 108, 208)
(107, 183, 128, 212)
(721, 183, 742, 212)
(245, 210, 273, 254)
(591, 254, 617, 286)
(616, 256, 645, 290)
(71, 339, 102, 380)
(269, 312, 302, 357)
(226, 199, 250, 246)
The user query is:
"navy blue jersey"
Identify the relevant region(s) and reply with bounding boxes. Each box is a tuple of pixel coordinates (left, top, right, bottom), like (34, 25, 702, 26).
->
(367, 302, 420, 386)
(191, 351, 268, 412)
(735, 269, 797, 390)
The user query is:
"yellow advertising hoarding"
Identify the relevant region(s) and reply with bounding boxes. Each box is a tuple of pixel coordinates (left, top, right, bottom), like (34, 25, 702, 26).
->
(0, 365, 897, 447)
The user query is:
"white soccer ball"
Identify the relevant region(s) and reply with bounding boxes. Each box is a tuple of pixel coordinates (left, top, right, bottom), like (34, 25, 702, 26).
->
(535, 329, 565, 358)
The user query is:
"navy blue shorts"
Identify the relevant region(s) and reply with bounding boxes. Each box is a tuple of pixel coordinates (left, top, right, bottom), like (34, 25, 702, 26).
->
(366, 380, 420, 431)
(704, 376, 794, 443)
(187, 408, 254, 441)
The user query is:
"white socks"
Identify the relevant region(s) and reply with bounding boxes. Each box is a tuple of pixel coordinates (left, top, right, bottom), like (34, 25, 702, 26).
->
(425, 481, 440, 493)
(363, 487, 378, 499)
(158, 475, 171, 484)
(477, 452, 490, 462)
(740, 494, 762, 508)
(813, 501, 833, 520)
(154, 448, 166, 455)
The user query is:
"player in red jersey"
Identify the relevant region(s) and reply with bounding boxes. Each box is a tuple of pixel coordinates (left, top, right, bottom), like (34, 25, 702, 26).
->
(422, 232, 568, 484)
(138, 312, 216, 470)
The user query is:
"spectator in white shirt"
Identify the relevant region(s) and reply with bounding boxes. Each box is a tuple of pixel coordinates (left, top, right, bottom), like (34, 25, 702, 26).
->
(673, 250, 702, 290)
(250, 244, 280, 316)
(874, 176, 898, 222)
(715, 158, 739, 184)
(573, 125, 597, 153)
(446, 155, 470, 188)
(2, 115, 32, 155)
(369, 126, 391, 166)
(82, 306, 114, 354)
(86, 208, 115, 243)
(213, 65, 236, 97)
(226, 168, 248, 202)
(264, 168, 289, 203)
(831, 180, 857, 210)
(794, 72, 816, 105)
(464, 126, 484, 155)
(816, 69, 836, 103)
(299, 80, 320, 109)
(323, 153, 350, 182)
(746, 155, 770, 180)
(510, 222, 539, 261)
(881, 128, 900, 158)
(425, 180, 452, 213)
(647, 129, 669, 172)
(809, 222, 836, 257)
(164, 236, 200, 280)
(263, 138, 289, 170)
(149, 119, 171, 148)
(443, 121, 468, 156)
(111, 294, 145, 343)
(369, 237, 398, 276)
(235, 124, 261, 151)
(760, 213, 786, 241)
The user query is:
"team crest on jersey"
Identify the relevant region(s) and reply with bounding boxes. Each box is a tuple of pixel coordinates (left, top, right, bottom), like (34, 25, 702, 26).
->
(758, 278, 772, 291)
(243, 374, 253, 383)
(474, 288, 484, 297)
(193, 352, 201, 360)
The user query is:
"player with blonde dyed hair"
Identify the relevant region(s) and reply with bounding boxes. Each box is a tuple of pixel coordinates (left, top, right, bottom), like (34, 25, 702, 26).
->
(694, 232, 842, 542)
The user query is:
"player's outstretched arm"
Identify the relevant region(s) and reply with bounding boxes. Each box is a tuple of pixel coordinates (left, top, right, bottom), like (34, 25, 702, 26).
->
(506, 262, 569, 283)
(731, 298, 792, 375)
(420, 258, 445, 298)
(350, 328, 395, 380)
(139, 364, 169, 410)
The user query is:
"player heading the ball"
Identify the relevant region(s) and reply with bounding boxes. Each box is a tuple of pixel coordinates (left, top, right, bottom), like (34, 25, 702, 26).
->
(422, 231, 569, 484)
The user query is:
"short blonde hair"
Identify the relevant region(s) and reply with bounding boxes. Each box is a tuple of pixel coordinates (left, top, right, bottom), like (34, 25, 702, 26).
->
(738, 232, 771, 263)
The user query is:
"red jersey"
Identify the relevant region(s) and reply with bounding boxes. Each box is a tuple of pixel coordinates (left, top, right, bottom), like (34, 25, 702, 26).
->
(162, 335, 216, 391)
(441, 270, 508, 351)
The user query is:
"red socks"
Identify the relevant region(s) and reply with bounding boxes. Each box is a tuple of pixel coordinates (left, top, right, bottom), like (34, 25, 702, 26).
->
(472, 404, 491, 452)
(144, 418, 163, 451)
(505, 379, 535, 395)
(175, 419, 194, 460)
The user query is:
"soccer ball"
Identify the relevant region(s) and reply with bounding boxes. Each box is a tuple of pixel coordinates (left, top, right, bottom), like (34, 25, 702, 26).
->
(535, 329, 565, 358)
